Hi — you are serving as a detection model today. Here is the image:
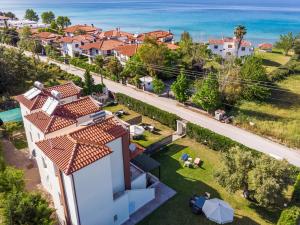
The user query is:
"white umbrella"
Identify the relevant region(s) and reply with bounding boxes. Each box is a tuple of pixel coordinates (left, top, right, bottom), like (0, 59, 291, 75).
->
(202, 198, 234, 224)
(130, 125, 145, 137)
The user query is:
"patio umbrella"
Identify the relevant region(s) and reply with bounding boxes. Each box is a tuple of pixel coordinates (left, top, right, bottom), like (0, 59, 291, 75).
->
(202, 198, 234, 224)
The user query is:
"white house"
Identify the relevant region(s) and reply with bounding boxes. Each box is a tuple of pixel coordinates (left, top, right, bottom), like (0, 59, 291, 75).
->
(208, 37, 254, 58)
(64, 25, 101, 37)
(8, 19, 48, 29)
(114, 44, 140, 65)
(98, 28, 135, 43)
(59, 35, 96, 57)
(139, 76, 154, 91)
(16, 82, 158, 225)
(0, 15, 9, 27)
(136, 30, 174, 44)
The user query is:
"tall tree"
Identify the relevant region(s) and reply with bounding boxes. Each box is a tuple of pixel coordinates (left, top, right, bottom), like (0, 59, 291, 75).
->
(83, 69, 94, 95)
(152, 77, 165, 95)
(171, 69, 190, 103)
(179, 31, 193, 54)
(215, 146, 254, 198)
(275, 32, 296, 56)
(106, 57, 123, 82)
(252, 156, 292, 207)
(41, 11, 55, 24)
(0, 28, 19, 46)
(192, 72, 221, 112)
(240, 56, 270, 101)
(94, 55, 105, 85)
(56, 16, 71, 30)
(234, 25, 247, 57)
(24, 9, 39, 22)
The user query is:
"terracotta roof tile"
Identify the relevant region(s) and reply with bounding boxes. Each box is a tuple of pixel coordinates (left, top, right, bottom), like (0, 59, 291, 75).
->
(259, 43, 273, 49)
(36, 117, 127, 174)
(64, 25, 99, 34)
(115, 44, 140, 57)
(80, 39, 123, 51)
(25, 97, 99, 133)
(15, 82, 81, 111)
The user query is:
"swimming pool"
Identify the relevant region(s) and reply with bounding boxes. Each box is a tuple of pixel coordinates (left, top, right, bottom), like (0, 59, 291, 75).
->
(0, 108, 22, 122)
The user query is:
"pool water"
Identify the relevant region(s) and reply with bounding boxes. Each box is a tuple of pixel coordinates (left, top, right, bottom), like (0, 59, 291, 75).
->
(0, 108, 22, 122)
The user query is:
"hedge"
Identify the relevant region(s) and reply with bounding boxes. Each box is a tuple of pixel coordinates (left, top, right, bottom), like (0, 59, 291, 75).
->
(69, 57, 98, 73)
(292, 174, 300, 203)
(277, 206, 300, 225)
(116, 93, 180, 130)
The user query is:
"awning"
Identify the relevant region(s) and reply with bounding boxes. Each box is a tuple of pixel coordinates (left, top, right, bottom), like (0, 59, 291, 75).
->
(131, 153, 161, 179)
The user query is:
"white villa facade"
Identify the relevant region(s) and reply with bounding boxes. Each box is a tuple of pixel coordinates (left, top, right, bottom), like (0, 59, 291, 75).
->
(8, 19, 48, 29)
(208, 37, 254, 58)
(16, 82, 157, 225)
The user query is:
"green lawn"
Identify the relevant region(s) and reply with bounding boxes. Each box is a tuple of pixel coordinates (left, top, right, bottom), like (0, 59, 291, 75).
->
(233, 74, 300, 149)
(255, 49, 290, 73)
(139, 138, 289, 225)
(12, 137, 28, 150)
(104, 104, 173, 148)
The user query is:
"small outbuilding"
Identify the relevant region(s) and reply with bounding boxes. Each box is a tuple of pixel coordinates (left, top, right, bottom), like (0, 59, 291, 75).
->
(139, 76, 153, 91)
(258, 43, 273, 52)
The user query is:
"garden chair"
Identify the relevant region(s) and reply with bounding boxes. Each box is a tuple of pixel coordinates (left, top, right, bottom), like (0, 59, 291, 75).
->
(194, 157, 201, 167)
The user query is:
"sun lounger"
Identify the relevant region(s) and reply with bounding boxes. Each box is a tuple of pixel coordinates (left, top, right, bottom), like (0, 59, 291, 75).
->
(194, 157, 201, 166)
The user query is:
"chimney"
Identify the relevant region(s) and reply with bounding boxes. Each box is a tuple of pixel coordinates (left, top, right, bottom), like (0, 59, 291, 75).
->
(91, 23, 94, 27)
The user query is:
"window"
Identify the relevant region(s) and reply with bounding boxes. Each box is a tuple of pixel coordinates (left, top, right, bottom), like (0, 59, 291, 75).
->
(38, 133, 40, 140)
(228, 44, 233, 48)
(29, 132, 33, 142)
(75, 44, 79, 48)
(32, 149, 36, 157)
(241, 47, 246, 51)
(214, 45, 218, 49)
(42, 157, 47, 168)
(95, 50, 99, 54)
(114, 215, 118, 222)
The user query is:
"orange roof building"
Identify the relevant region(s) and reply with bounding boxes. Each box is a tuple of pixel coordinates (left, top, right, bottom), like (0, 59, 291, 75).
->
(64, 24, 101, 36)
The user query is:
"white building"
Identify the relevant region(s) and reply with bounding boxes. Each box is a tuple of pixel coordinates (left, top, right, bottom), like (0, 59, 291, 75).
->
(208, 37, 254, 58)
(59, 35, 96, 57)
(114, 44, 140, 65)
(139, 76, 154, 91)
(0, 15, 9, 27)
(8, 19, 48, 29)
(64, 25, 101, 37)
(16, 82, 157, 225)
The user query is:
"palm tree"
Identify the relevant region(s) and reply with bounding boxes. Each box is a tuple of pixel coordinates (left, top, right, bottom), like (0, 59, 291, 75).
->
(94, 55, 105, 85)
(234, 25, 247, 57)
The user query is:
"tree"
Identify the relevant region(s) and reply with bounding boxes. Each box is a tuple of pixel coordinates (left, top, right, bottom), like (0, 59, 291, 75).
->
(0, 28, 19, 46)
(83, 69, 94, 95)
(252, 155, 292, 207)
(234, 25, 247, 57)
(24, 9, 39, 22)
(274, 32, 296, 56)
(293, 37, 300, 59)
(74, 29, 87, 35)
(192, 72, 221, 112)
(152, 77, 165, 94)
(0, 167, 24, 192)
(41, 11, 55, 24)
(0, 11, 17, 19)
(3, 191, 54, 225)
(122, 55, 146, 80)
(106, 57, 123, 82)
(179, 31, 193, 54)
(240, 56, 270, 101)
(56, 16, 71, 30)
(50, 21, 59, 31)
(171, 70, 190, 103)
(215, 146, 254, 198)
(94, 55, 105, 84)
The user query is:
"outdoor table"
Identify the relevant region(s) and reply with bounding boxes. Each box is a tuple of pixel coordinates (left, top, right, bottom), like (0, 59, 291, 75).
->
(195, 196, 206, 209)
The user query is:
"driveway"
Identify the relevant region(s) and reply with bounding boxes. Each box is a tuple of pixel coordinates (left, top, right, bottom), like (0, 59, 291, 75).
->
(3, 44, 300, 167)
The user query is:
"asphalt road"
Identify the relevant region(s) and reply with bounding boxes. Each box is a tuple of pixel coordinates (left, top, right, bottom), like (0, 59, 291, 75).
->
(4, 44, 300, 167)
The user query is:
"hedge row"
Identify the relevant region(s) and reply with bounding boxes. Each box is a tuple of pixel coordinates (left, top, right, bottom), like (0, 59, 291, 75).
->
(116, 93, 180, 130)
(292, 174, 300, 203)
(277, 206, 300, 225)
(69, 58, 98, 73)
(269, 57, 300, 82)
(186, 122, 259, 155)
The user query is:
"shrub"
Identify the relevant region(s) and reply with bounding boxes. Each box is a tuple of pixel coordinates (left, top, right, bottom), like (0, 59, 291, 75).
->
(292, 174, 300, 203)
(116, 93, 180, 130)
(69, 57, 98, 73)
(277, 206, 300, 225)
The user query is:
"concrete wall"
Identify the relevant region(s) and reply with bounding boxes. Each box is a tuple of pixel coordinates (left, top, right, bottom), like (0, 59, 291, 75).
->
(73, 156, 115, 225)
(131, 173, 147, 189)
(113, 193, 130, 225)
(127, 188, 155, 215)
(106, 137, 125, 194)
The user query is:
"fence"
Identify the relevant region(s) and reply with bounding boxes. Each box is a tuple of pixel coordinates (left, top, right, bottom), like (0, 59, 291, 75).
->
(144, 135, 173, 155)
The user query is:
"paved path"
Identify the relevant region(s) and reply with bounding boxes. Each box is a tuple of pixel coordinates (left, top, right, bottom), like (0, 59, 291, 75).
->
(3, 44, 300, 167)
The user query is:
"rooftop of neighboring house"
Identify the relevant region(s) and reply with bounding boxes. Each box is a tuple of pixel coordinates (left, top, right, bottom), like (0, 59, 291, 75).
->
(99, 28, 134, 39)
(36, 116, 128, 175)
(15, 82, 81, 111)
(159, 42, 179, 50)
(258, 43, 273, 49)
(25, 96, 100, 134)
(0, 16, 10, 20)
(33, 32, 61, 41)
(137, 30, 173, 42)
(64, 24, 100, 34)
(59, 34, 96, 44)
(80, 39, 124, 51)
(114, 44, 140, 57)
(209, 37, 252, 47)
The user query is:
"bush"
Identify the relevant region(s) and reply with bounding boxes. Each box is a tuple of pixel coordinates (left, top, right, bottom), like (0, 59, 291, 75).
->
(292, 174, 300, 203)
(116, 93, 180, 130)
(277, 206, 300, 225)
(269, 57, 300, 82)
(69, 57, 98, 73)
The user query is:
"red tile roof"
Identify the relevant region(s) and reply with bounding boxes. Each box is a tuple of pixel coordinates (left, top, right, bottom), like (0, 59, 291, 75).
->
(0, 16, 10, 20)
(99, 29, 134, 39)
(137, 30, 173, 42)
(59, 34, 95, 44)
(259, 43, 273, 49)
(64, 25, 99, 34)
(15, 82, 81, 111)
(25, 97, 99, 133)
(209, 37, 252, 47)
(36, 116, 127, 174)
(115, 44, 140, 57)
(80, 39, 123, 51)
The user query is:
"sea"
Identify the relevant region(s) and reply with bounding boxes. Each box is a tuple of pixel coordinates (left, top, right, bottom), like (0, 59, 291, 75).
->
(1, 0, 300, 45)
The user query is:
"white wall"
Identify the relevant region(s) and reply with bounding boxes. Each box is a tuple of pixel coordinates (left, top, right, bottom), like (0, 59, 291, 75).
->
(113, 193, 129, 225)
(73, 156, 115, 225)
(106, 137, 125, 194)
(127, 188, 155, 215)
(131, 173, 147, 189)
(63, 174, 79, 225)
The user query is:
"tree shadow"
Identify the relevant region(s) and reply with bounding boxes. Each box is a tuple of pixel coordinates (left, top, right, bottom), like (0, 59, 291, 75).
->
(268, 87, 300, 108)
(262, 58, 281, 67)
(234, 108, 285, 122)
(140, 144, 261, 225)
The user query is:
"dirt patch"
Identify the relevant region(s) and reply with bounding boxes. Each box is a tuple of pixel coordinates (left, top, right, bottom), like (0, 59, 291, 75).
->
(1, 138, 41, 191)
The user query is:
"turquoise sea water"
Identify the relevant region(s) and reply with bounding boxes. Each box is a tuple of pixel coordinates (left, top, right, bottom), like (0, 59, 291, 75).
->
(1, 0, 300, 44)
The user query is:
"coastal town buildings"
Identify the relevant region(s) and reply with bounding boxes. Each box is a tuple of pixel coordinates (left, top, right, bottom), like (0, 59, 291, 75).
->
(64, 24, 101, 37)
(208, 37, 254, 58)
(15, 82, 158, 225)
(114, 44, 140, 65)
(0, 15, 9, 27)
(8, 19, 48, 29)
(136, 30, 174, 43)
(33, 32, 62, 46)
